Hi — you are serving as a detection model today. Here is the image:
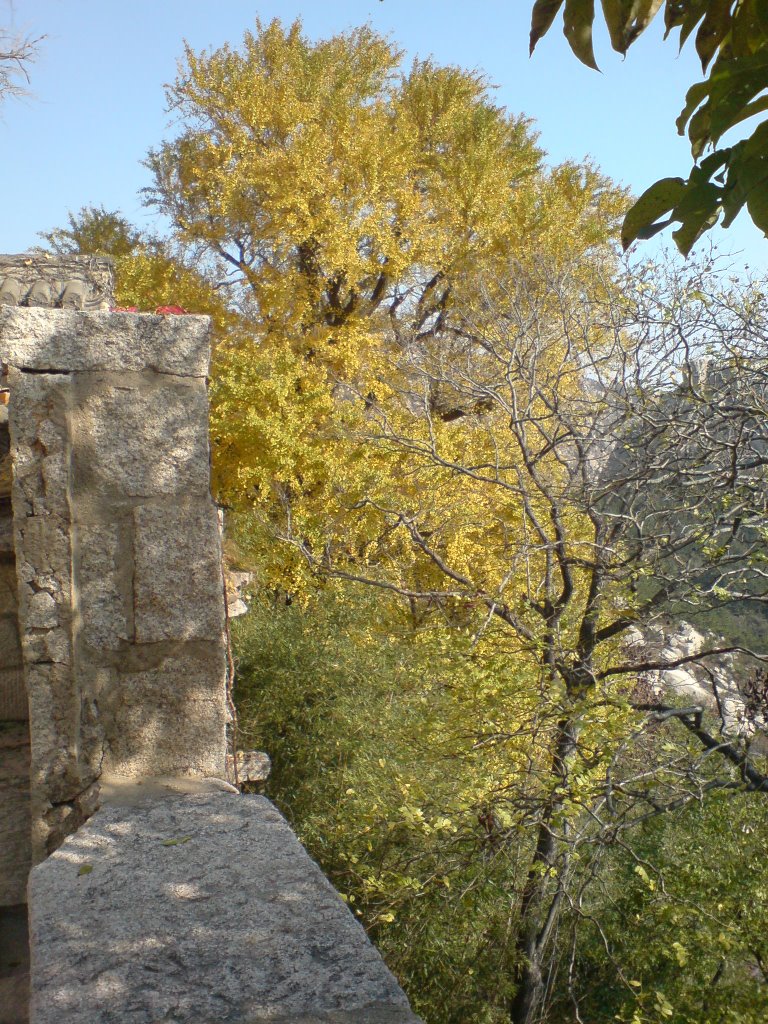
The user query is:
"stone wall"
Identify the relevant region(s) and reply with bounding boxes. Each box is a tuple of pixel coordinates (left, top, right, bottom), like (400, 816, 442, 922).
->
(1, 381, 31, 908)
(0, 405, 25, 722)
(0, 306, 229, 862)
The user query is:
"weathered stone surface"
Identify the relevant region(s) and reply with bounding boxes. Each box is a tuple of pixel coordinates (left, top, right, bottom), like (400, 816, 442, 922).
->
(0, 307, 210, 376)
(28, 793, 422, 1024)
(227, 749, 271, 783)
(25, 592, 57, 630)
(104, 648, 227, 778)
(14, 516, 71, 587)
(0, 669, 26, 722)
(0, 253, 114, 311)
(71, 374, 210, 499)
(21, 627, 70, 667)
(2, 306, 228, 864)
(0, 724, 31, 906)
(7, 370, 70, 518)
(225, 568, 253, 619)
(24, 663, 80, 807)
(0, 563, 16, 615)
(75, 522, 129, 650)
(134, 501, 225, 643)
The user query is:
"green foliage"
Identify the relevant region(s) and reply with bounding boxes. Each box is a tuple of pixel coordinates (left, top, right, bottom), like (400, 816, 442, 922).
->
(234, 590, 550, 1023)
(556, 793, 768, 1023)
(233, 588, 768, 1024)
(529, 1, 768, 253)
(39, 204, 142, 258)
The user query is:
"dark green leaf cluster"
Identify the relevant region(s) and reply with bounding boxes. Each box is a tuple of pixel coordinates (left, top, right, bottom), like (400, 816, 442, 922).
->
(530, 1, 768, 253)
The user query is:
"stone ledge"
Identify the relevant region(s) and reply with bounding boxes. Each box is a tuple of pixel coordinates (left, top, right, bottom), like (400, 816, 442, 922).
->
(28, 792, 422, 1024)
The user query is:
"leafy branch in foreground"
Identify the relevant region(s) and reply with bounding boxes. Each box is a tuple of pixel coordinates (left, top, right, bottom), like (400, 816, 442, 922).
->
(529, 1, 768, 254)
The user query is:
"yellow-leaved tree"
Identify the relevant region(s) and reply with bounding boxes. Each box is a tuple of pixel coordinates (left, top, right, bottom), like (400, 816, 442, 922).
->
(142, 18, 627, 592)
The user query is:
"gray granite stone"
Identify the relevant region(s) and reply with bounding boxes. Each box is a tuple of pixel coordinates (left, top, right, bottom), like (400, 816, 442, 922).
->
(0, 307, 210, 376)
(71, 374, 210, 500)
(134, 501, 225, 643)
(76, 522, 129, 650)
(227, 749, 272, 783)
(28, 793, 421, 1024)
(7, 369, 71, 518)
(104, 648, 227, 778)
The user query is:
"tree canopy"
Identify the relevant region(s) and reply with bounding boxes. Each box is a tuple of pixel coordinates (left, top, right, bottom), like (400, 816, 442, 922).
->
(529, 1, 768, 254)
(140, 18, 626, 592)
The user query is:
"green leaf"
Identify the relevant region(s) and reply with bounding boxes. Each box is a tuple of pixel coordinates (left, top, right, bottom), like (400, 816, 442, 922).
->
(716, 113, 768, 227)
(530, 0, 567, 53)
(624, 1, 665, 47)
(564, 0, 600, 69)
(676, 79, 711, 136)
(732, 0, 768, 56)
(721, 130, 768, 227)
(600, 0, 664, 52)
(670, 180, 722, 255)
(675, 0, 710, 51)
(77, 864, 93, 876)
(162, 835, 193, 846)
(600, 0, 631, 52)
(687, 104, 713, 158)
(697, 148, 729, 178)
(727, 93, 768, 131)
(621, 176, 686, 248)
(704, 53, 768, 145)
(695, 0, 733, 71)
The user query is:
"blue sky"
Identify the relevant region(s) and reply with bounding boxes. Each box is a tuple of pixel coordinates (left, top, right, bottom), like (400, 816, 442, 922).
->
(3, 0, 766, 271)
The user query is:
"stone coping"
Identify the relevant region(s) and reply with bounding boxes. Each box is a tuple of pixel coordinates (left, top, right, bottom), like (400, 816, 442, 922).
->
(28, 790, 422, 1024)
(0, 307, 210, 377)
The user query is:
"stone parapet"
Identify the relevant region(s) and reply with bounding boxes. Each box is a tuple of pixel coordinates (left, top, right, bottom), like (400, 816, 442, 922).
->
(28, 790, 422, 1024)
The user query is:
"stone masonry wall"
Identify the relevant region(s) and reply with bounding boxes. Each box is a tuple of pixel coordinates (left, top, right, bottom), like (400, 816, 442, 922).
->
(0, 306, 229, 862)
(1, 388, 31, 907)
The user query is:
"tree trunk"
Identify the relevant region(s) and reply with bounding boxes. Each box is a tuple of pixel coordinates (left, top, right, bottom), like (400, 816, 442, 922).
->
(508, 716, 578, 1024)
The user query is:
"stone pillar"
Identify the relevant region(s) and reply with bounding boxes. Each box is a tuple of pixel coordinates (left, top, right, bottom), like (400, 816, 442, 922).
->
(0, 307, 229, 862)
